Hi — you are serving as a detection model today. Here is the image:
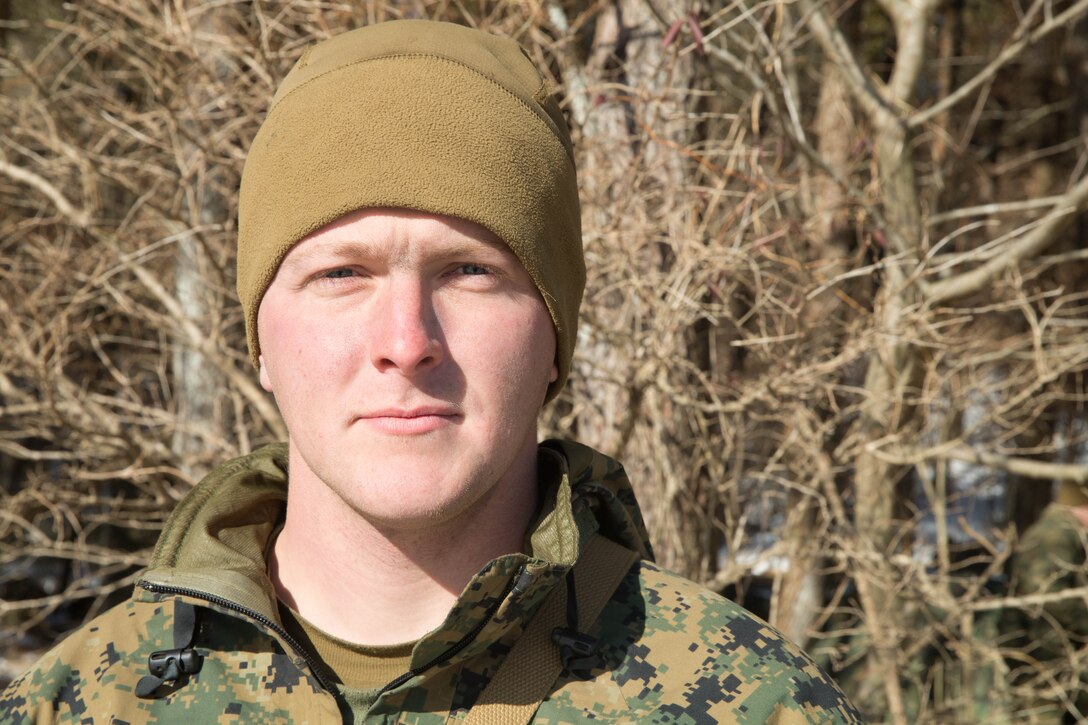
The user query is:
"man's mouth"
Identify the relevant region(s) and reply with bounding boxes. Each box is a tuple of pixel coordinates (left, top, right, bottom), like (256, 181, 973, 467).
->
(354, 407, 462, 435)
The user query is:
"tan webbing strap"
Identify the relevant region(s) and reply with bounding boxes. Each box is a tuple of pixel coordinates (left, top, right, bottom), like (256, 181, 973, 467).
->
(463, 535, 640, 725)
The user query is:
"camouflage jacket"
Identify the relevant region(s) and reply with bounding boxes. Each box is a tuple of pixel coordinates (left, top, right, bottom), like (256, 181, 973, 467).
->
(1005, 503, 1088, 719)
(3, 441, 861, 724)
(1010, 504, 1088, 654)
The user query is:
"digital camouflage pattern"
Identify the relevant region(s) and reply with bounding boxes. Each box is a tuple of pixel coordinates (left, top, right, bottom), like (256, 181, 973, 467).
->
(3, 441, 862, 724)
(1005, 503, 1088, 722)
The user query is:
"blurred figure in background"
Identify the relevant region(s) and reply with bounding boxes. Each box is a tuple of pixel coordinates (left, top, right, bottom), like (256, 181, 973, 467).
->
(1006, 480, 1088, 723)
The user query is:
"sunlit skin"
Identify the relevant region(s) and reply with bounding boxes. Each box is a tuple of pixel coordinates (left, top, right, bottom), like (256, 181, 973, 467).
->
(258, 209, 557, 644)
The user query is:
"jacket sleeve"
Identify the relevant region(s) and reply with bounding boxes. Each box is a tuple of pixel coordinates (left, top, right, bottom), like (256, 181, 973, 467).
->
(0, 598, 168, 724)
(1, 654, 70, 725)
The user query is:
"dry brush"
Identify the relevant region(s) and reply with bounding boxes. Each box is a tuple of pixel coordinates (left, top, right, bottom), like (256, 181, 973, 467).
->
(2, 1, 1088, 721)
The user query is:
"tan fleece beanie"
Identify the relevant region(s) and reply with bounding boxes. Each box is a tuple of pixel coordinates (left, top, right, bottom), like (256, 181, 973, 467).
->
(237, 19, 584, 401)
(1057, 480, 1088, 507)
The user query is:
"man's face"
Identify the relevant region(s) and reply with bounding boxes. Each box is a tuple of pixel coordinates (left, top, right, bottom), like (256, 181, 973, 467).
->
(257, 209, 557, 529)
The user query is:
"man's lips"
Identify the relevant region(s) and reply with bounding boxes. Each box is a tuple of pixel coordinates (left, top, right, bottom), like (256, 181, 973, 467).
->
(353, 407, 462, 434)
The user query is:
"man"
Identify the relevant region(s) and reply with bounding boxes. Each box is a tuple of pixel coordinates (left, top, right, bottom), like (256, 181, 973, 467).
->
(3, 20, 861, 723)
(1004, 481, 1088, 722)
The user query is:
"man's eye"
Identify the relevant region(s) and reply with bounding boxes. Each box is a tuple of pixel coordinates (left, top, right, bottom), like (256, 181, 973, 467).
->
(323, 269, 355, 279)
(459, 264, 489, 276)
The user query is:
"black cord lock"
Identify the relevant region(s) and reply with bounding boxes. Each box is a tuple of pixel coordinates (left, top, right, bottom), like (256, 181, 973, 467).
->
(148, 648, 203, 680)
(135, 599, 203, 698)
(551, 627, 599, 672)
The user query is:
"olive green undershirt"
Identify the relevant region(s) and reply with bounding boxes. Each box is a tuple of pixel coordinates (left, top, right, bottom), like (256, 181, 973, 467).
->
(278, 600, 416, 690)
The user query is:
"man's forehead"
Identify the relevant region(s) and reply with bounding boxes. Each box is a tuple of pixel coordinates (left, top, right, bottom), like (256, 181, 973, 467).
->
(279, 208, 516, 268)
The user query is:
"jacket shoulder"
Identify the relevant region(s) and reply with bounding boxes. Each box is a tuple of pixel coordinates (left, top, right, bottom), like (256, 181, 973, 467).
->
(0, 596, 338, 724)
(539, 560, 862, 724)
(1017, 506, 1085, 563)
(1, 599, 170, 724)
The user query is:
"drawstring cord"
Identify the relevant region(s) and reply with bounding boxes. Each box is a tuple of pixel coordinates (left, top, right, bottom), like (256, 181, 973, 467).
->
(550, 568, 600, 676)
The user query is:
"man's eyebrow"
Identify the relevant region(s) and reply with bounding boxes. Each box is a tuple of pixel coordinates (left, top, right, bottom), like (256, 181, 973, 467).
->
(431, 238, 513, 260)
(279, 234, 517, 275)
(279, 240, 381, 271)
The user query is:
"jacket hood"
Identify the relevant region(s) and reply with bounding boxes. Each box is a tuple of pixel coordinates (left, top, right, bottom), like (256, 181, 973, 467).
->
(534, 439, 654, 563)
(140, 445, 290, 623)
(136, 439, 654, 688)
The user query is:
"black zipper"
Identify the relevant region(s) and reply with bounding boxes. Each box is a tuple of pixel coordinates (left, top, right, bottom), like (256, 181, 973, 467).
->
(141, 563, 527, 701)
(377, 563, 527, 695)
(138, 580, 336, 693)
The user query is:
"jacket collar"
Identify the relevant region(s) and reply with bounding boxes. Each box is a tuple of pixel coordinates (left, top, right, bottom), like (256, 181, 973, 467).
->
(137, 440, 654, 674)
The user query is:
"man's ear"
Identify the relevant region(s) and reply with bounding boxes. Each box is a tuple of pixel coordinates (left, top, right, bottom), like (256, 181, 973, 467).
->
(549, 361, 558, 384)
(259, 354, 273, 393)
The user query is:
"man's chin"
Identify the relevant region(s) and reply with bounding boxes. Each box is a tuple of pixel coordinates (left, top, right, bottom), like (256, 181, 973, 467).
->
(333, 472, 492, 531)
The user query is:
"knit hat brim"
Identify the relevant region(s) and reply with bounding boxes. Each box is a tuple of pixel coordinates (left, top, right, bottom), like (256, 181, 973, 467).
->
(238, 22, 584, 402)
(1056, 480, 1088, 507)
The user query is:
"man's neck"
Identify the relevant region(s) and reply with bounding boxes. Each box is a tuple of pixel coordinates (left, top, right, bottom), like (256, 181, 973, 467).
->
(270, 450, 539, 646)
(1069, 503, 1088, 529)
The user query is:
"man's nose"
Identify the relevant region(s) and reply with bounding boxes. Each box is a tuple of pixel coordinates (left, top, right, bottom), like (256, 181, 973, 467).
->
(369, 278, 444, 375)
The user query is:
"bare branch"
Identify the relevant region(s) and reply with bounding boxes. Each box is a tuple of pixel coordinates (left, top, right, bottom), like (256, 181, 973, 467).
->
(970, 586, 1088, 612)
(874, 443, 1088, 484)
(881, 0, 942, 104)
(909, 0, 1088, 128)
(0, 158, 91, 227)
(943, 445, 1088, 485)
(927, 196, 1066, 225)
(119, 254, 288, 440)
(927, 173, 1088, 305)
(796, 0, 895, 127)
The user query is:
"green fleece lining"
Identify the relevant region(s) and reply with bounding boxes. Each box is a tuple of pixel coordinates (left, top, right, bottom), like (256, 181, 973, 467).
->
(528, 446, 579, 566)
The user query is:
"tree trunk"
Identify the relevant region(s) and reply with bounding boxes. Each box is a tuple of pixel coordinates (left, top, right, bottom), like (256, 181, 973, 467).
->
(169, 7, 232, 479)
(552, 0, 704, 576)
(773, 5, 859, 645)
